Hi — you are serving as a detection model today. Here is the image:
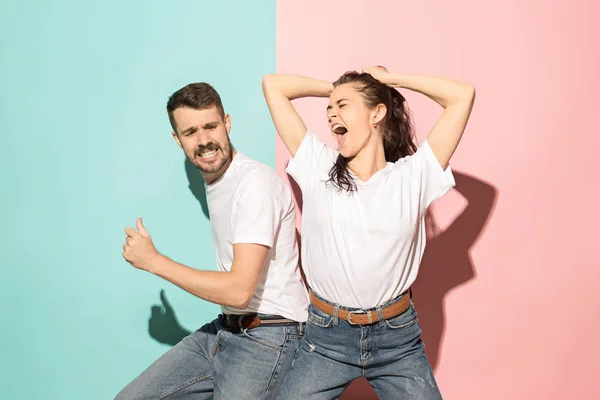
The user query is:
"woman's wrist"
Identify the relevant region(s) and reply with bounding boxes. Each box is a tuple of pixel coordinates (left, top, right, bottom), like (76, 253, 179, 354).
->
(264, 74, 333, 99)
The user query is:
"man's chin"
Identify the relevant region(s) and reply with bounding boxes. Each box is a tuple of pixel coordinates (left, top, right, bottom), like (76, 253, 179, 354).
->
(195, 156, 229, 175)
(197, 163, 221, 174)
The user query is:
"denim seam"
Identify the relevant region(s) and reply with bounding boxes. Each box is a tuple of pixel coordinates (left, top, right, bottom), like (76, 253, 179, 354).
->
(210, 329, 230, 358)
(359, 327, 366, 374)
(261, 334, 287, 400)
(159, 372, 212, 399)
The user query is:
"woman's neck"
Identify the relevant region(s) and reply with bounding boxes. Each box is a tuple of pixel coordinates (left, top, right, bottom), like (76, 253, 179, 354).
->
(347, 140, 387, 182)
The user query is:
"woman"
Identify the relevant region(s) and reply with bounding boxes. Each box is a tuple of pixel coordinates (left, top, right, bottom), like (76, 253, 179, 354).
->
(262, 67, 475, 399)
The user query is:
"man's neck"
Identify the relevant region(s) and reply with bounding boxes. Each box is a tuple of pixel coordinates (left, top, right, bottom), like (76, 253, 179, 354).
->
(203, 150, 237, 185)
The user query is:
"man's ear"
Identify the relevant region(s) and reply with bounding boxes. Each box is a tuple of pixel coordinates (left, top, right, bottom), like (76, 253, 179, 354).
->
(224, 113, 231, 135)
(172, 131, 182, 148)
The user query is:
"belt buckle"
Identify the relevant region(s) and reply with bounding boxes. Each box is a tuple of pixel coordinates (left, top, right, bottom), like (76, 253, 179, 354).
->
(245, 316, 261, 330)
(347, 310, 369, 325)
(231, 315, 260, 330)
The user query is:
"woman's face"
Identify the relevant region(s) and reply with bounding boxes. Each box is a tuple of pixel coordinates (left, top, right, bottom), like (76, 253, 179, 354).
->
(327, 83, 384, 158)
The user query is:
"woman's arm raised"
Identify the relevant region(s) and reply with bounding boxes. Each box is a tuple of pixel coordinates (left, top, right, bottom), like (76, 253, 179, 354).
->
(262, 74, 333, 157)
(366, 67, 476, 169)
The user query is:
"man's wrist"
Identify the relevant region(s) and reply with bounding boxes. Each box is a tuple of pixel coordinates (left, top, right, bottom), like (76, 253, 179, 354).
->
(145, 252, 166, 275)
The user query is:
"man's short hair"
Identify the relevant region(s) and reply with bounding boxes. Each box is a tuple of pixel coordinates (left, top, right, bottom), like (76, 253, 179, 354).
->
(166, 82, 225, 132)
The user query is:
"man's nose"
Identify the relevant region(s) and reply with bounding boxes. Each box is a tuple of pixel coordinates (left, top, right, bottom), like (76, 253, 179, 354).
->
(195, 131, 212, 145)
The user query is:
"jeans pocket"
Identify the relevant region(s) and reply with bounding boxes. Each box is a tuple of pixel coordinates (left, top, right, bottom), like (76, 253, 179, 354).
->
(240, 327, 285, 351)
(307, 305, 333, 328)
(384, 305, 419, 330)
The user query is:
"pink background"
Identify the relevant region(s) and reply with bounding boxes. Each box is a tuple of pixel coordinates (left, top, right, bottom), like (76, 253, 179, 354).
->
(276, 1, 600, 399)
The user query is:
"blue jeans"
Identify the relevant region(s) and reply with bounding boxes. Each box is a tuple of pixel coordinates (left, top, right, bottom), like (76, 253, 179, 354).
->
(116, 316, 304, 400)
(276, 293, 442, 399)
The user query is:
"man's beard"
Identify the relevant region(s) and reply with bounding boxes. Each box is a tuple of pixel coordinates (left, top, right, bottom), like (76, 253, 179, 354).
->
(191, 139, 232, 174)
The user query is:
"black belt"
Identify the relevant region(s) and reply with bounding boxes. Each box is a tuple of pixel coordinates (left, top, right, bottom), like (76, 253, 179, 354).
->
(220, 314, 298, 331)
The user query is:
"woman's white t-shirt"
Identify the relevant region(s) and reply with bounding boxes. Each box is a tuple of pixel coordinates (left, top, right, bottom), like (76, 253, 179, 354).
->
(286, 131, 455, 309)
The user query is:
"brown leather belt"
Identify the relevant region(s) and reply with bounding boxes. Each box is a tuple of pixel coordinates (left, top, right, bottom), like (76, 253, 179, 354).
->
(221, 314, 297, 331)
(309, 290, 411, 325)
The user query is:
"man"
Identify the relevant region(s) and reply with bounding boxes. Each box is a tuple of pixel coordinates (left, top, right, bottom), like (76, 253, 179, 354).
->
(116, 82, 308, 400)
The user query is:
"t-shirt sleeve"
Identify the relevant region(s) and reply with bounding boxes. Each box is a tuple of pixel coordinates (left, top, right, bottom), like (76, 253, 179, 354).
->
(397, 139, 456, 212)
(285, 131, 335, 191)
(232, 175, 282, 248)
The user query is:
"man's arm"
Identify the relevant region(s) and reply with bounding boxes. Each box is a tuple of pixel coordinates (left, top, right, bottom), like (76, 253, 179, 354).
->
(123, 218, 267, 309)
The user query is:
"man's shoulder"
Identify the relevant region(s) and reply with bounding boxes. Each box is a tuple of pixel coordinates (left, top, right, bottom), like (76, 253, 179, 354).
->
(235, 153, 284, 187)
(231, 154, 293, 210)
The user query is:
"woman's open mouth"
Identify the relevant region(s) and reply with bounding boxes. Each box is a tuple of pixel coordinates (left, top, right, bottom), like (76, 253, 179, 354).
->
(332, 123, 348, 147)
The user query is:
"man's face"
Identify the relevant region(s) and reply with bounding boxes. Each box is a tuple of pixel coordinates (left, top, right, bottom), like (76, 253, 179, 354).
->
(171, 106, 233, 182)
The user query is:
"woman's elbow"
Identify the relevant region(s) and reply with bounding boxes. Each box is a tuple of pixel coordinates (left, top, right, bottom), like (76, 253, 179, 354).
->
(463, 84, 476, 102)
(262, 74, 277, 92)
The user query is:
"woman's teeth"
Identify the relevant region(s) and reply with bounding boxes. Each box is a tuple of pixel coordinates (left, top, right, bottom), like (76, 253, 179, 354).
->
(332, 124, 347, 134)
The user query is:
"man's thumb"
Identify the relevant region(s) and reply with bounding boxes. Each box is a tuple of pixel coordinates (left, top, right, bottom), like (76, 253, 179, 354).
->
(136, 217, 149, 237)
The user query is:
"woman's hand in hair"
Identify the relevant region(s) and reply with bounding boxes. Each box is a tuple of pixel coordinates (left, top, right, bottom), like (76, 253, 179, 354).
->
(363, 66, 390, 83)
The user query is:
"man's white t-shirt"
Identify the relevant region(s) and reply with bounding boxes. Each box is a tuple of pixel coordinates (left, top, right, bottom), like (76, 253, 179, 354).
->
(206, 152, 309, 322)
(285, 132, 455, 309)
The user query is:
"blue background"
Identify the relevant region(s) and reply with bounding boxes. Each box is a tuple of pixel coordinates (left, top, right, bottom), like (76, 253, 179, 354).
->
(0, 1, 276, 398)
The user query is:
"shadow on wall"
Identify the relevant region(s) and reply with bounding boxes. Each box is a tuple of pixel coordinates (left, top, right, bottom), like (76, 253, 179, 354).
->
(149, 290, 191, 346)
(412, 171, 498, 372)
(185, 158, 210, 220)
(146, 161, 498, 400)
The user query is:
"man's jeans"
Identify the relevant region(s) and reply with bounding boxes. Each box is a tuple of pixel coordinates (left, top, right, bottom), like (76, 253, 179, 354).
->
(276, 293, 442, 399)
(115, 316, 304, 400)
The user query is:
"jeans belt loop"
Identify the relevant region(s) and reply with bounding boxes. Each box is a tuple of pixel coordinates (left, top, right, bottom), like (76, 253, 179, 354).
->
(376, 307, 386, 327)
(333, 305, 339, 326)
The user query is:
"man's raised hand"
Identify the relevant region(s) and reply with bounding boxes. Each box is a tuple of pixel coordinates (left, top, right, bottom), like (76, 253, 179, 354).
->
(122, 217, 158, 271)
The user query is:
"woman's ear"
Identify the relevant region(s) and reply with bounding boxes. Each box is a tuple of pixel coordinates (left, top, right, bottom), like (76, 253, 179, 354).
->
(372, 103, 387, 126)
